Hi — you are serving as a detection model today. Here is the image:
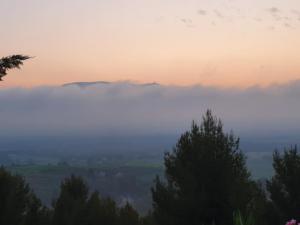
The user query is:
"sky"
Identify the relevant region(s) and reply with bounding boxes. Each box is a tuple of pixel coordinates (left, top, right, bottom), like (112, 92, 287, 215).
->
(1, 0, 300, 88)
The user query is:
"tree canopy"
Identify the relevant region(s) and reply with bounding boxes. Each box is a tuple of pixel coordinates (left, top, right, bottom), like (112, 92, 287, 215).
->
(151, 110, 256, 225)
(0, 167, 49, 225)
(52, 175, 89, 225)
(267, 146, 300, 224)
(52, 175, 141, 225)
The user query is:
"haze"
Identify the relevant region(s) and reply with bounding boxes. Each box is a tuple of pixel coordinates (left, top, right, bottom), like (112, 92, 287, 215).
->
(1, 81, 300, 140)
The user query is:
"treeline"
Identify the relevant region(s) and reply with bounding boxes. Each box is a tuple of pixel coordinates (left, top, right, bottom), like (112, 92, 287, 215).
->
(1, 110, 300, 225)
(0, 170, 152, 225)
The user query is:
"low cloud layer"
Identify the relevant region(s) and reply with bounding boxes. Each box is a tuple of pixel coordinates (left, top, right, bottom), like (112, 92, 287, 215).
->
(0, 81, 300, 137)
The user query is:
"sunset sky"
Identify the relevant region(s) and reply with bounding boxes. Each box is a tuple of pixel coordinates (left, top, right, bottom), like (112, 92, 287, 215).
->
(1, 0, 300, 88)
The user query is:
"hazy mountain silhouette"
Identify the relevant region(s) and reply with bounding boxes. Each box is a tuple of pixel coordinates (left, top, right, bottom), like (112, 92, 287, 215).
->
(63, 81, 160, 88)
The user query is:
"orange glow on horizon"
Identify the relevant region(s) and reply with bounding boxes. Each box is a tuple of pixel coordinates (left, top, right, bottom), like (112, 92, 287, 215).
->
(1, 0, 300, 88)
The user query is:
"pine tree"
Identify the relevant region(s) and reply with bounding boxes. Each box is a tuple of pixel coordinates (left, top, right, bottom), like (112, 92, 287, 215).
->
(267, 146, 300, 224)
(24, 194, 51, 225)
(98, 197, 119, 225)
(0, 55, 31, 80)
(151, 110, 255, 225)
(119, 202, 140, 225)
(0, 167, 49, 225)
(52, 175, 89, 225)
(86, 191, 103, 225)
(86, 191, 119, 225)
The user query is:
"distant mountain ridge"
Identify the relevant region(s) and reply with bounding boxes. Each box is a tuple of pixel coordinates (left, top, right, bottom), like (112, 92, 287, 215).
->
(63, 81, 160, 88)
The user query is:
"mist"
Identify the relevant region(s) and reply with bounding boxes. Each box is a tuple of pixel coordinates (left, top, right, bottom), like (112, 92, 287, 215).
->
(0, 80, 299, 139)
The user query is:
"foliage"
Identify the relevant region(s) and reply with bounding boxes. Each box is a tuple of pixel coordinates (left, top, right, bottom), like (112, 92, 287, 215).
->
(151, 110, 258, 225)
(0, 167, 50, 225)
(86, 193, 119, 225)
(0, 55, 31, 80)
(52, 175, 89, 225)
(51, 174, 143, 225)
(119, 202, 140, 225)
(246, 180, 276, 225)
(140, 212, 156, 225)
(267, 146, 300, 224)
(233, 211, 255, 225)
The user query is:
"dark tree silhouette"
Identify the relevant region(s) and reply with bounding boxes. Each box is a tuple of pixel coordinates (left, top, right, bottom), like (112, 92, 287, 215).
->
(119, 202, 140, 225)
(52, 175, 141, 225)
(86, 191, 119, 225)
(267, 146, 300, 224)
(52, 175, 89, 225)
(85, 191, 103, 225)
(0, 167, 50, 225)
(0, 55, 31, 80)
(151, 110, 258, 225)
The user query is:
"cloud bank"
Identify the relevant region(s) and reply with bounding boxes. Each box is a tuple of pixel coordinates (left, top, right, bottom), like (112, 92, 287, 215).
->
(0, 81, 300, 138)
